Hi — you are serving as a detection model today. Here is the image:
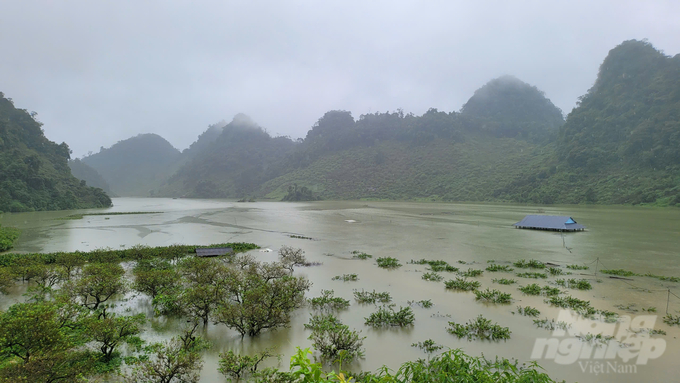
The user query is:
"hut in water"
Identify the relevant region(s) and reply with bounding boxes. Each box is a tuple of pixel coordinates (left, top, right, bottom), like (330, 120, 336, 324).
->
(513, 215, 585, 232)
(195, 247, 234, 257)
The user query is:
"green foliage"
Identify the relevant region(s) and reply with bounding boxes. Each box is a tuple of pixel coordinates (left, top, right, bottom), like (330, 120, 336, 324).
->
(519, 284, 560, 296)
(410, 258, 458, 272)
(365, 305, 415, 327)
(67, 262, 127, 311)
(534, 318, 571, 332)
(600, 269, 637, 277)
(566, 264, 589, 270)
(663, 314, 680, 326)
(486, 264, 513, 272)
(308, 290, 350, 311)
(218, 349, 275, 381)
(458, 268, 483, 277)
(352, 251, 372, 259)
(516, 272, 547, 279)
(305, 314, 365, 363)
(214, 258, 311, 337)
(447, 315, 511, 341)
(124, 330, 209, 383)
(444, 277, 481, 291)
(474, 288, 513, 304)
(421, 272, 444, 282)
(408, 299, 433, 308)
(513, 259, 546, 269)
(411, 339, 443, 354)
(0, 93, 112, 211)
(282, 183, 319, 201)
(546, 296, 597, 316)
(0, 226, 20, 252)
(353, 290, 392, 304)
(84, 313, 146, 361)
(493, 278, 517, 285)
(517, 306, 541, 317)
(376, 256, 402, 269)
(554, 278, 592, 290)
(546, 267, 565, 276)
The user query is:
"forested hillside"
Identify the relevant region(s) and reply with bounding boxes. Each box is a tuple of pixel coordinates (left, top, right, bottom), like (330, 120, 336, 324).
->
(0, 93, 111, 212)
(82, 133, 181, 197)
(85, 39, 679, 206)
(158, 114, 296, 198)
(496, 40, 680, 205)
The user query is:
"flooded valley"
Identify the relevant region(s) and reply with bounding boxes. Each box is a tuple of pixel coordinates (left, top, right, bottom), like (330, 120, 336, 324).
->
(2, 198, 680, 382)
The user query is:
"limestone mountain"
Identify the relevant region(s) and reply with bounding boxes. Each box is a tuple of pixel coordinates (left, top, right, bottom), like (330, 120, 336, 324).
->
(82, 133, 181, 197)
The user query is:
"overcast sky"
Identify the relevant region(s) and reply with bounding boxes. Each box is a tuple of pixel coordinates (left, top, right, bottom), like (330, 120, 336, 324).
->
(2, 1, 679, 157)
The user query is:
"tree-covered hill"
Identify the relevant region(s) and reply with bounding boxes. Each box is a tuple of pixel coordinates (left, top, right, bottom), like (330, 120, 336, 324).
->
(460, 75, 564, 142)
(0, 93, 111, 212)
(68, 159, 114, 196)
(82, 133, 181, 197)
(157, 114, 297, 198)
(496, 40, 680, 205)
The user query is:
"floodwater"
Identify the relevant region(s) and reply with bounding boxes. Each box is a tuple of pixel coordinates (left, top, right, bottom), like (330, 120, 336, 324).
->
(2, 198, 680, 382)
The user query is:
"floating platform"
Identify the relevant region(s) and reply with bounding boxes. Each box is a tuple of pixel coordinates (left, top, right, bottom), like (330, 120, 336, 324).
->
(513, 215, 585, 232)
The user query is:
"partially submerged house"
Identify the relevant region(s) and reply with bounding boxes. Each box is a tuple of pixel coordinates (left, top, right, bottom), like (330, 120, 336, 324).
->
(513, 215, 585, 232)
(195, 247, 234, 257)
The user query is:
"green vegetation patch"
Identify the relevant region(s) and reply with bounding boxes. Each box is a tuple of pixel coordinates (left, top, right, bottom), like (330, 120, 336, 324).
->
(458, 268, 483, 277)
(486, 264, 514, 272)
(353, 290, 391, 304)
(474, 288, 513, 304)
(567, 264, 589, 270)
(554, 278, 592, 290)
(513, 259, 546, 269)
(493, 278, 517, 285)
(308, 290, 350, 311)
(516, 272, 547, 279)
(422, 272, 444, 282)
(546, 296, 597, 316)
(447, 315, 511, 341)
(517, 306, 541, 317)
(444, 277, 481, 291)
(351, 251, 372, 259)
(409, 259, 459, 272)
(376, 257, 402, 269)
(365, 305, 415, 327)
(0, 226, 20, 252)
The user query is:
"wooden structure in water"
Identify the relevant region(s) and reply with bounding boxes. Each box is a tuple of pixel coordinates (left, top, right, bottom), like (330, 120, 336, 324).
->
(195, 247, 234, 257)
(513, 215, 585, 232)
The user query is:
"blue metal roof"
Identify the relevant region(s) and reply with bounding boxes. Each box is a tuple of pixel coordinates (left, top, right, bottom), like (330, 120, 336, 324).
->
(195, 247, 233, 257)
(513, 215, 585, 231)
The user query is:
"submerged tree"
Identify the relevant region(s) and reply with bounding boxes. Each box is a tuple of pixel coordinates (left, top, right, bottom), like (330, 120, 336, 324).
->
(215, 259, 311, 337)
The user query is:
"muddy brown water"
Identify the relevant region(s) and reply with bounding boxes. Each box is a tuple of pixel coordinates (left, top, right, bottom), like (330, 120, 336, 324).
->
(2, 198, 680, 382)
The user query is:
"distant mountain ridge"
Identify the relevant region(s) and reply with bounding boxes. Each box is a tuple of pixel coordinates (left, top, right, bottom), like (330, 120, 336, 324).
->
(81, 133, 181, 197)
(81, 39, 680, 206)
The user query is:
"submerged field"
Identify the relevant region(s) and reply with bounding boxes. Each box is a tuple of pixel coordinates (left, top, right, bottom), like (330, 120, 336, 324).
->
(1, 198, 680, 382)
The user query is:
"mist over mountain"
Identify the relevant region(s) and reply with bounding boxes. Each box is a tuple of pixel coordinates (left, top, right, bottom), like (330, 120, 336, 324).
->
(81, 133, 181, 197)
(68, 159, 114, 196)
(61, 39, 680, 207)
(496, 40, 680, 205)
(0, 94, 111, 212)
(158, 114, 296, 198)
(460, 75, 565, 142)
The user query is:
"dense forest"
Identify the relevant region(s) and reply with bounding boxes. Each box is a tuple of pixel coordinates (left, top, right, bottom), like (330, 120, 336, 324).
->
(62, 39, 680, 206)
(0, 94, 111, 212)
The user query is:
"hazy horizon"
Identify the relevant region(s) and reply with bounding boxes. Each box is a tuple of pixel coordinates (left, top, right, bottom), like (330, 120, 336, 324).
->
(2, 1, 679, 157)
